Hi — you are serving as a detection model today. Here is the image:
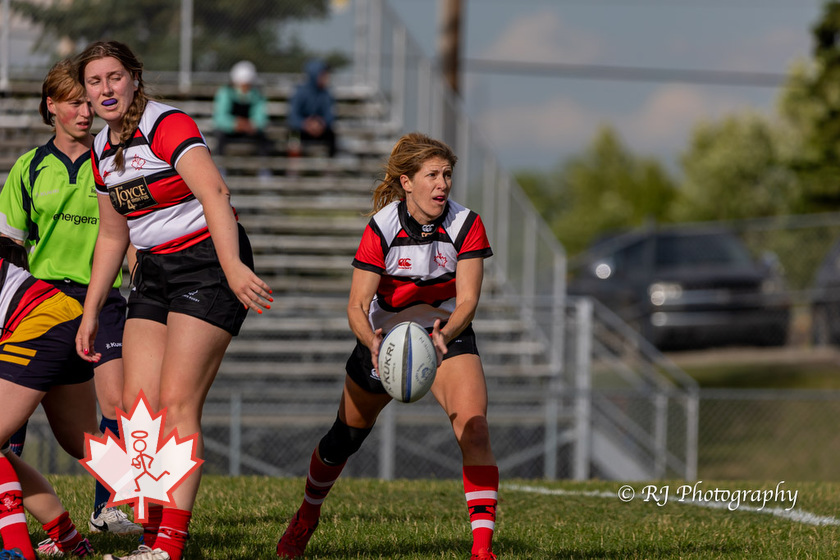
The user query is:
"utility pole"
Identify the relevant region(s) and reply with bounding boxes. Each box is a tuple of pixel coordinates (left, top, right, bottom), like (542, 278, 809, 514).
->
(437, 0, 463, 94)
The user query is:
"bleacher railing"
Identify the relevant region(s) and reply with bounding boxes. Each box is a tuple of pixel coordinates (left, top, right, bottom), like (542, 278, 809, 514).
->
(353, 0, 698, 480)
(0, 0, 699, 481)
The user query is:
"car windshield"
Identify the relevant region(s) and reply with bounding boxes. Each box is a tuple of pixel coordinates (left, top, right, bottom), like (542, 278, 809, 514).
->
(655, 233, 753, 268)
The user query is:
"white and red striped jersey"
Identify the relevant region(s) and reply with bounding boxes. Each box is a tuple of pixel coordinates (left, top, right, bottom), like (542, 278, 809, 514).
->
(353, 200, 493, 332)
(0, 258, 61, 341)
(91, 100, 214, 253)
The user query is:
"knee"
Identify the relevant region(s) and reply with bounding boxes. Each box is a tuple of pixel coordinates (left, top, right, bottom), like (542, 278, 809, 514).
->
(317, 416, 372, 466)
(158, 395, 202, 427)
(456, 415, 491, 455)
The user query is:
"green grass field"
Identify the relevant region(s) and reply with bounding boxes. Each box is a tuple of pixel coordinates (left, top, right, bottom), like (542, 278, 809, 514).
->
(35, 475, 840, 559)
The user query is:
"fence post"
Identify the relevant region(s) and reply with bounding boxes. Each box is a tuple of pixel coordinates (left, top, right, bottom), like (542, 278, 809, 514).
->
(353, 0, 368, 87)
(367, 0, 382, 90)
(685, 392, 699, 480)
(229, 392, 242, 476)
(654, 392, 667, 478)
(522, 204, 536, 365)
(573, 298, 592, 480)
(378, 404, 396, 480)
(456, 112, 470, 206)
(390, 23, 407, 129)
(178, 0, 193, 93)
(544, 253, 566, 479)
(417, 58, 432, 133)
(494, 175, 510, 288)
(0, 0, 9, 92)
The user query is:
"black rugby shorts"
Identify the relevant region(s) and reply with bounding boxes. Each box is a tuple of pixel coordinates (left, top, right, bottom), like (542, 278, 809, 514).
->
(49, 281, 126, 366)
(127, 224, 254, 336)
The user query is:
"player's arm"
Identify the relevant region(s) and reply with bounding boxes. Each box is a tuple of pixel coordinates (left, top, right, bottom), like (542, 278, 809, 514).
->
(347, 267, 383, 365)
(76, 194, 129, 361)
(0, 157, 33, 243)
(175, 146, 272, 312)
(0, 236, 23, 246)
(438, 256, 484, 345)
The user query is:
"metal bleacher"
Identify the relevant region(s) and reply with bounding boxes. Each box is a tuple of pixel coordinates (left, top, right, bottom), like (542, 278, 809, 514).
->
(1, 11, 698, 480)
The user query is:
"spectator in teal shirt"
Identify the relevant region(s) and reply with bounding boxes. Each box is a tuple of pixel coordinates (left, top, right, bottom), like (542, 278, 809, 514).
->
(212, 60, 271, 159)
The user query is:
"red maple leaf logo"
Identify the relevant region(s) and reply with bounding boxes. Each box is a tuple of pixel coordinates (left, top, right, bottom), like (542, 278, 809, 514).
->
(80, 391, 203, 522)
(130, 155, 146, 171)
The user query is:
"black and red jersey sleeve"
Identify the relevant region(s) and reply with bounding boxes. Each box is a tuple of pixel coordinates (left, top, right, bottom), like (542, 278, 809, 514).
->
(149, 111, 205, 166)
(352, 222, 386, 274)
(456, 213, 493, 260)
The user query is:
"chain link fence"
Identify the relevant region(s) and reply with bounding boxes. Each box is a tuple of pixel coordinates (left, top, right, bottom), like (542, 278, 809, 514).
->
(4, 0, 840, 484)
(20, 384, 840, 482)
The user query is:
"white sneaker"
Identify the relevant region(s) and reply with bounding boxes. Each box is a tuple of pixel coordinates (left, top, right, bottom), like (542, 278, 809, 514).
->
(36, 537, 94, 557)
(103, 546, 170, 560)
(36, 538, 62, 557)
(89, 507, 143, 534)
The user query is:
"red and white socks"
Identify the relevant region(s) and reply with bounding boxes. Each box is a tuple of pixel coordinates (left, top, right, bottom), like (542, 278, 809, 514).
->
(298, 450, 346, 525)
(463, 465, 499, 555)
(42, 511, 86, 555)
(139, 505, 190, 560)
(154, 508, 191, 560)
(0, 455, 34, 560)
(141, 504, 163, 549)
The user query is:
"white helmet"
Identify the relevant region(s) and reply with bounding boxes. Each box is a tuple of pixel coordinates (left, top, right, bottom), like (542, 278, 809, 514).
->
(230, 60, 257, 85)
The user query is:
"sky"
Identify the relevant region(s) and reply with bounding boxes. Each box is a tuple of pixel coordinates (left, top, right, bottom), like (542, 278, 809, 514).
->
(299, 0, 825, 176)
(5, 0, 824, 176)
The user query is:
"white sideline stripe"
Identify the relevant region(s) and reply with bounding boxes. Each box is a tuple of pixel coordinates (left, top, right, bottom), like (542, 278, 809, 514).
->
(503, 484, 840, 527)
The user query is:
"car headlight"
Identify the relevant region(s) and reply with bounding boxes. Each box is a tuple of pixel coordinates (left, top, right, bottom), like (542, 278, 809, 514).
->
(594, 262, 612, 279)
(761, 278, 783, 294)
(649, 282, 683, 306)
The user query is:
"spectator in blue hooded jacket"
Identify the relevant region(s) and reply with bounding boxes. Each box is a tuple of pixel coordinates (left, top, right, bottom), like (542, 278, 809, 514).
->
(288, 59, 337, 158)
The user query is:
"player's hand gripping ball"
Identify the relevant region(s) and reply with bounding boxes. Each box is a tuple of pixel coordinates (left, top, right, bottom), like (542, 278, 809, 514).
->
(378, 321, 437, 403)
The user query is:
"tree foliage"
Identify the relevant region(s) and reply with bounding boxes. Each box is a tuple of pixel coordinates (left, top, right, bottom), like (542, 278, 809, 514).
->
(516, 127, 678, 256)
(671, 114, 799, 222)
(11, 0, 336, 72)
(776, 1, 840, 211)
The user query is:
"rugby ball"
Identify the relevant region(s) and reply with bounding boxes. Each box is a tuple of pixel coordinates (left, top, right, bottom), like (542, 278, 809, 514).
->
(378, 321, 437, 403)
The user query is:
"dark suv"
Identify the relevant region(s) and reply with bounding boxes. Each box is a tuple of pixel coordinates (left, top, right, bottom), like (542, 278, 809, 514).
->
(811, 237, 840, 346)
(567, 226, 791, 349)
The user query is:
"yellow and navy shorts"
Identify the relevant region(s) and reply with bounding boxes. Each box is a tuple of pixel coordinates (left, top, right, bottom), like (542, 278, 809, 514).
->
(0, 291, 93, 392)
(48, 281, 126, 366)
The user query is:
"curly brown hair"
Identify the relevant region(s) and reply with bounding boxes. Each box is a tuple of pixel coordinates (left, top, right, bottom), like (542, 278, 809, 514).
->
(370, 132, 457, 215)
